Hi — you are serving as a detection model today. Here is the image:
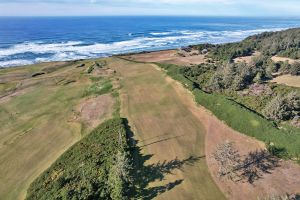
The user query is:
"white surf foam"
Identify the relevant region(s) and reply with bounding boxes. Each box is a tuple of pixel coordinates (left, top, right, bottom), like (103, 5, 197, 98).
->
(0, 27, 289, 67)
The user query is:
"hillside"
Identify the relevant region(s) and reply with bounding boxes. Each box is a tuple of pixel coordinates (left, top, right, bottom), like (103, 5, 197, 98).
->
(0, 28, 300, 200)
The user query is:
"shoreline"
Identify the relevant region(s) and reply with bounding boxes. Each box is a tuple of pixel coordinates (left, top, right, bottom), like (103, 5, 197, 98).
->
(0, 48, 179, 69)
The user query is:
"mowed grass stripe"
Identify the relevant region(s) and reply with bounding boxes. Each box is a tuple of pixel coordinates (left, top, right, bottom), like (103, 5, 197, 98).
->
(108, 57, 225, 200)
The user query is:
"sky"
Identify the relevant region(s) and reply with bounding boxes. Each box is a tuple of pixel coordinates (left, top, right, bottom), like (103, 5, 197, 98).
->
(0, 0, 300, 17)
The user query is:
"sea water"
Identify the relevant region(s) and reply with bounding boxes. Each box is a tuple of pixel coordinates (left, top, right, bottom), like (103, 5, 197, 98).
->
(1, 16, 300, 67)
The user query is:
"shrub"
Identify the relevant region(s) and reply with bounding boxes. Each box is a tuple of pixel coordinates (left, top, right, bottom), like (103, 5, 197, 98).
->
(26, 118, 132, 200)
(290, 62, 300, 75)
(263, 92, 300, 121)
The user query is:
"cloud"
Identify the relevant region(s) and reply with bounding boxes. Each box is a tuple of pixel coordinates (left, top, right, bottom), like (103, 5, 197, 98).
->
(0, 0, 300, 16)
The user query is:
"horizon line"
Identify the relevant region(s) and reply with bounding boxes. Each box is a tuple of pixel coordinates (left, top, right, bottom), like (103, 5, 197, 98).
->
(1, 15, 300, 18)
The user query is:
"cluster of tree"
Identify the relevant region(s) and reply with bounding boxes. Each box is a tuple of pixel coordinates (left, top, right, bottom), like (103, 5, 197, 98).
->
(249, 28, 300, 59)
(194, 28, 300, 61)
(276, 61, 300, 75)
(181, 63, 216, 88)
(183, 55, 279, 92)
(213, 141, 279, 184)
(26, 118, 132, 200)
(207, 60, 270, 91)
(263, 91, 300, 121)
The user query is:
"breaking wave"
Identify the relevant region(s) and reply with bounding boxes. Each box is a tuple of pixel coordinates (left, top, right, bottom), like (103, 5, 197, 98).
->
(0, 27, 287, 67)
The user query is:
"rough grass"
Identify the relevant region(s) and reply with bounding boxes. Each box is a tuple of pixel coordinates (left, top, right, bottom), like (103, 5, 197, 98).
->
(82, 78, 113, 97)
(157, 62, 300, 160)
(108, 57, 225, 200)
(0, 59, 114, 200)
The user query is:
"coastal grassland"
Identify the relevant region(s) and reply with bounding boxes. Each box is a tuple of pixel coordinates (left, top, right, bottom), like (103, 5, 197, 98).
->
(157, 63, 300, 160)
(107, 57, 225, 199)
(0, 59, 115, 200)
(26, 118, 130, 200)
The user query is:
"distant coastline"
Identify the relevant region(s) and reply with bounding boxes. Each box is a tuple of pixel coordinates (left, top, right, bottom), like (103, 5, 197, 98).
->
(1, 16, 300, 67)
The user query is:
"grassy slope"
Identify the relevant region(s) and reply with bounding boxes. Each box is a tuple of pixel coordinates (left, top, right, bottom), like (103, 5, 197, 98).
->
(157, 63, 300, 160)
(0, 60, 113, 199)
(108, 57, 225, 200)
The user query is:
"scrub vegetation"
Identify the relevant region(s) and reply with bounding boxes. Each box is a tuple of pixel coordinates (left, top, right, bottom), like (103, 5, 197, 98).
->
(26, 118, 132, 200)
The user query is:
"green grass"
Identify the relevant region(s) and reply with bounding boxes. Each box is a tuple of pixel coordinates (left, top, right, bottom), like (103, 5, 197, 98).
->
(156, 63, 300, 160)
(26, 118, 130, 200)
(86, 65, 95, 74)
(112, 90, 121, 118)
(0, 61, 116, 200)
(82, 79, 113, 97)
(0, 82, 17, 95)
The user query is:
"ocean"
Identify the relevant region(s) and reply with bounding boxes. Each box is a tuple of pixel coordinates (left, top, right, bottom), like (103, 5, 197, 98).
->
(1, 16, 300, 67)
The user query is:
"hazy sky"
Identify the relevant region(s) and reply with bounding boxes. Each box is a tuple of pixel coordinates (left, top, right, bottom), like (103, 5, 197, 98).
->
(1, 0, 300, 17)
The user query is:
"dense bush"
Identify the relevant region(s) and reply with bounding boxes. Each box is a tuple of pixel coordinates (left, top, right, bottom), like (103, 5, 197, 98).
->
(26, 118, 132, 200)
(290, 62, 300, 75)
(263, 92, 300, 121)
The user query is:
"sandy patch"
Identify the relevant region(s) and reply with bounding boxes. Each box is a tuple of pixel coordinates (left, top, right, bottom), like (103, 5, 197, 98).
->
(272, 56, 299, 64)
(165, 68, 300, 199)
(123, 49, 207, 65)
(234, 51, 261, 64)
(76, 94, 114, 129)
(270, 74, 300, 88)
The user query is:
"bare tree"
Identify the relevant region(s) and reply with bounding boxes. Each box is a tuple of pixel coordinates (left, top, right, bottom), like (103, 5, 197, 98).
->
(213, 141, 279, 184)
(213, 140, 241, 181)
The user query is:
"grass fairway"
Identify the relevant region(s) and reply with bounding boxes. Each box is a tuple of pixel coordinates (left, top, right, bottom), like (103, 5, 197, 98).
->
(108, 57, 225, 200)
(0, 60, 113, 200)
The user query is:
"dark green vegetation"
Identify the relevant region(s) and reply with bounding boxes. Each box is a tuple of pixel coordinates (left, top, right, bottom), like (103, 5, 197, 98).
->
(86, 60, 107, 74)
(196, 28, 300, 60)
(157, 62, 300, 160)
(26, 118, 131, 200)
(82, 77, 113, 97)
(186, 29, 300, 124)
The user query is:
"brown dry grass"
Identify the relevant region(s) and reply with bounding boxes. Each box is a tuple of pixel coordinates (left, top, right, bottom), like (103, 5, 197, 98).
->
(157, 63, 300, 199)
(234, 51, 261, 64)
(270, 74, 300, 88)
(110, 56, 300, 199)
(272, 56, 299, 64)
(108, 57, 225, 200)
(75, 94, 114, 130)
(123, 49, 207, 65)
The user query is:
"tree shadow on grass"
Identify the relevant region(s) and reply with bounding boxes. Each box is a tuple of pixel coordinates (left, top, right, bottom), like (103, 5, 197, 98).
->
(123, 118, 203, 200)
(239, 149, 280, 184)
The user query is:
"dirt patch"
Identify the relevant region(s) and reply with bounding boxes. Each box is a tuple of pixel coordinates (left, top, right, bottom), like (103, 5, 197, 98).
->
(76, 94, 114, 128)
(234, 51, 261, 64)
(123, 49, 207, 65)
(272, 56, 299, 64)
(165, 68, 300, 199)
(270, 74, 300, 88)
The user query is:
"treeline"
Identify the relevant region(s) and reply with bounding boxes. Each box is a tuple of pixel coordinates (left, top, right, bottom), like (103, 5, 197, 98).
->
(26, 118, 132, 200)
(182, 53, 300, 122)
(195, 28, 300, 61)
